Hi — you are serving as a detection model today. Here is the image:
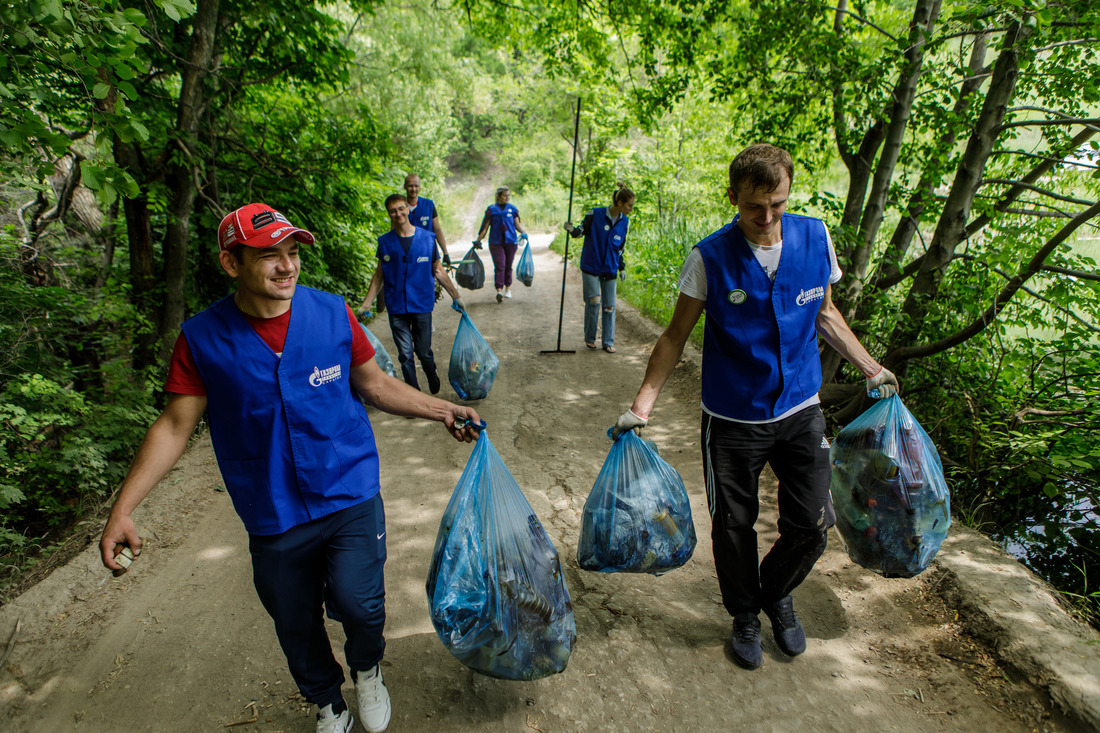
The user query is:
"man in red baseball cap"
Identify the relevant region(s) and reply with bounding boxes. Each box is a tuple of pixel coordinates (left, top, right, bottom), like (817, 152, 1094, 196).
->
(100, 203, 482, 733)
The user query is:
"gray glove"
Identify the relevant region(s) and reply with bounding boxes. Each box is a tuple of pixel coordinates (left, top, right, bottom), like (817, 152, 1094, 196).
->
(453, 297, 466, 311)
(866, 367, 899, 398)
(612, 409, 648, 439)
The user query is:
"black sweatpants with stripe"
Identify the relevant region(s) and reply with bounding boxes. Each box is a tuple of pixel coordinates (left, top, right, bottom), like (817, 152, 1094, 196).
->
(701, 405, 835, 619)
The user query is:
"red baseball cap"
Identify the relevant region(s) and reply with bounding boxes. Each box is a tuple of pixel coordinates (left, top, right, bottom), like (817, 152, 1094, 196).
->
(217, 203, 316, 251)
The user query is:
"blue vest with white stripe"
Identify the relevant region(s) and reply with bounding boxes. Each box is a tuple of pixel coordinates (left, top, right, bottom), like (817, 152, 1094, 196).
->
(697, 214, 831, 421)
(377, 227, 437, 314)
(579, 207, 630, 278)
(181, 286, 380, 535)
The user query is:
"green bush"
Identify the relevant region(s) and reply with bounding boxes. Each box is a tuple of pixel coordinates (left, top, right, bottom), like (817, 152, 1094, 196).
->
(0, 373, 157, 551)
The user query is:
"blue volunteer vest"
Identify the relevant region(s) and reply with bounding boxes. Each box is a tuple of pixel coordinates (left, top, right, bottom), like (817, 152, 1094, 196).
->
(181, 286, 381, 535)
(697, 214, 831, 421)
(579, 207, 630, 278)
(485, 203, 519, 245)
(377, 227, 437, 314)
(408, 196, 436, 231)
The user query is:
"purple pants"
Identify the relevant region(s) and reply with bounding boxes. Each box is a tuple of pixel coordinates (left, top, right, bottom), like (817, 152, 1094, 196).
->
(489, 242, 517, 290)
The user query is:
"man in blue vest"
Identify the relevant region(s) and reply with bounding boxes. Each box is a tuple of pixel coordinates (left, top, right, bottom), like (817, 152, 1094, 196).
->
(404, 174, 451, 266)
(613, 144, 899, 670)
(358, 194, 465, 394)
(99, 202, 483, 733)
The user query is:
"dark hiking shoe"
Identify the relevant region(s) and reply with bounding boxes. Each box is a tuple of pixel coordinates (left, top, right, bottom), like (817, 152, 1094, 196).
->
(764, 595, 807, 656)
(427, 370, 441, 395)
(729, 615, 763, 670)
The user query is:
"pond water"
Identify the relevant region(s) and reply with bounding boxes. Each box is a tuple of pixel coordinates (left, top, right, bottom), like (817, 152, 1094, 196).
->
(986, 478, 1099, 625)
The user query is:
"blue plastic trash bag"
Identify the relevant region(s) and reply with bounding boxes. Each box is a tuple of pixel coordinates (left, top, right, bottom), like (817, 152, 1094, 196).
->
(577, 428, 697, 575)
(448, 310, 499, 401)
(516, 240, 534, 287)
(829, 394, 950, 578)
(456, 243, 485, 290)
(359, 323, 396, 378)
(426, 425, 576, 680)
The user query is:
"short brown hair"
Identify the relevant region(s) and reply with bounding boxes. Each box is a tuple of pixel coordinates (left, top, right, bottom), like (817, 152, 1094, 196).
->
(384, 193, 407, 210)
(728, 144, 794, 195)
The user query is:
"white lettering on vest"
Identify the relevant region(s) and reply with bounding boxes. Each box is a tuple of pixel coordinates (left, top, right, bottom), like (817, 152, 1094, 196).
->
(309, 364, 343, 387)
(416, 256, 430, 263)
(796, 286, 825, 307)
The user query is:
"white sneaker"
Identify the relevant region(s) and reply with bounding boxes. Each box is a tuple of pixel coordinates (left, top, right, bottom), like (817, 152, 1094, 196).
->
(503, 287, 512, 299)
(355, 665, 391, 733)
(316, 703, 354, 733)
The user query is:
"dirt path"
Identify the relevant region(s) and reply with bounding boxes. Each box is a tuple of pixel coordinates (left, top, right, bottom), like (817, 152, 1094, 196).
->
(1, 207, 1094, 731)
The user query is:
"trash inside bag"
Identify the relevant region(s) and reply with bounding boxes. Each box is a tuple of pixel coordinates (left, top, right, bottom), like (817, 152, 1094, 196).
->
(577, 428, 697, 575)
(448, 310, 499, 401)
(455, 243, 485, 290)
(359, 323, 396, 378)
(516, 240, 534, 287)
(829, 394, 951, 578)
(426, 425, 576, 680)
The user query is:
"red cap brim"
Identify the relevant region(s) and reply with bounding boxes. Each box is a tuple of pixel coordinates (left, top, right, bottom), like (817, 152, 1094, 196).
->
(237, 227, 316, 249)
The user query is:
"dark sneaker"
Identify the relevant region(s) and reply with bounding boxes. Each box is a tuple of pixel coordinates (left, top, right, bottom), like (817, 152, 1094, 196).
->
(427, 370, 441, 395)
(729, 615, 763, 670)
(764, 595, 807, 656)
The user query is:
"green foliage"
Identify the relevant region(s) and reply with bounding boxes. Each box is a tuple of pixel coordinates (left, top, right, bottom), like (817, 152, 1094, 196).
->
(0, 373, 157, 537)
(0, 0, 192, 198)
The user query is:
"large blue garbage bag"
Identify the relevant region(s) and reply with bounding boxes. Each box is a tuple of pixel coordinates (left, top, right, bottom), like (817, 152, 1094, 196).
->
(359, 323, 396, 378)
(516, 240, 534, 287)
(448, 310, 499, 401)
(426, 425, 576, 680)
(577, 428, 697, 575)
(829, 394, 951, 578)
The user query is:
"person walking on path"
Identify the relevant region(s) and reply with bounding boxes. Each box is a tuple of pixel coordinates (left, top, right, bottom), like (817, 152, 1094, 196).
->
(359, 194, 466, 394)
(476, 185, 529, 302)
(404, 174, 451, 266)
(613, 144, 899, 671)
(565, 184, 635, 353)
(99, 202, 483, 733)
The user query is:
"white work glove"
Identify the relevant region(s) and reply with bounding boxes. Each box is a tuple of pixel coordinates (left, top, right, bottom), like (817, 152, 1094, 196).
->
(453, 297, 466, 311)
(866, 367, 899, 398)
(612, 409, 648, 439)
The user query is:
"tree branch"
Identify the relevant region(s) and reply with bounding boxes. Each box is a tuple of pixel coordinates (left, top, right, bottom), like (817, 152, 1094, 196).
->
(998, 117, 1100, 132)
(885, 199, 1100, 364)
(978, 177, 1095, 206)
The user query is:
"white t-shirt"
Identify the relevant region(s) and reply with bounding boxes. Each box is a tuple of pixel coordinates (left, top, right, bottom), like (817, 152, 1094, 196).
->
(677, 219, 843, 424)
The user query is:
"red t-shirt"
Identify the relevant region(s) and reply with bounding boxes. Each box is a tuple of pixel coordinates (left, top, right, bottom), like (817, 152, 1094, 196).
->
(166, 303, 375, 396)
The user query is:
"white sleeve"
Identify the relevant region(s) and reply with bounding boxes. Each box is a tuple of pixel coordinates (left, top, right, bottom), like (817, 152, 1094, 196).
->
(825, 224, 842, 284)
(677, 248, 707, 300)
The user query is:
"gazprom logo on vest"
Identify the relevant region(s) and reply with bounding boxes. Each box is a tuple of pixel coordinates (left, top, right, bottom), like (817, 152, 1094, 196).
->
(796, 286, 825, 307)
(309, 364, 342, 387)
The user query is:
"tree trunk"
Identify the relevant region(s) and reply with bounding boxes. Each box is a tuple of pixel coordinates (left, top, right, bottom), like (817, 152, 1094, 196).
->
(885, 21, 1033, 366)
(113, 137, 158, 373)
(158, 0, 221, 363)
(870, 32, 991, 293)
(821, 0, 940, 383)
(843, 0, 941, 313)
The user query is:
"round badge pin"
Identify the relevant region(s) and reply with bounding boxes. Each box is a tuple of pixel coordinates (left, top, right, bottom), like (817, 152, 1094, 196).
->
(604, 224, 610, 231)
(383, 254, 391, 262)
(728, 289, 747, 305)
